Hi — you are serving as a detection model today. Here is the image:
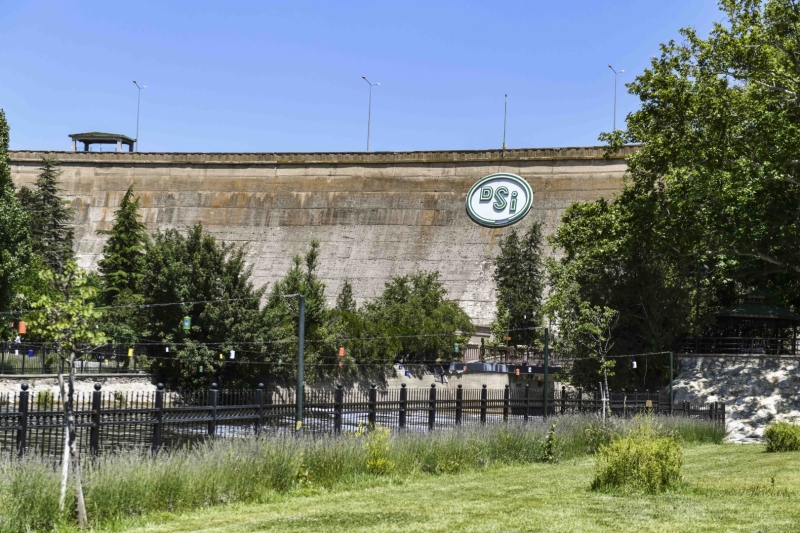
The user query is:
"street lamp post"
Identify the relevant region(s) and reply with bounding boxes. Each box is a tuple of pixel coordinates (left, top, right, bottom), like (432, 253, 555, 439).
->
(133, 80, 146, 151)
(361, 76, 379, 151)
(607, 65, 624, 131)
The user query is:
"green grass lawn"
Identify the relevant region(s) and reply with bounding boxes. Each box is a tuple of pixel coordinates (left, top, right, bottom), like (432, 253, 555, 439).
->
(114, 444, 800, 533)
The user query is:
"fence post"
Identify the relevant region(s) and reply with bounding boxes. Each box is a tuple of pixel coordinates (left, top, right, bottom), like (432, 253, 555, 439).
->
(480, 384, 487, 424)
(398, 384, 407, 429)
(594, 386, 600, 414)
(1, 344, 5, 375)
(654, 390, 660, 414)
(90, 383, 102, 456)
(207, 383, 218, 437)
(524, 384, 530, 422)
(455, 384, 463, 425)
(21, 349, 25, 375)
(16, 383, 29, 458)
(334, 384, 343, 434)
(255, 383, 264, 435)
(368, 383, 377, 427)
(428, 383, 436, 430)
(151, 383, 164, 454)
(503, 385, 510, 421)
(577, 388, 583, 413)
(621, 389, 626, 418)
(561, 386, 566, 415)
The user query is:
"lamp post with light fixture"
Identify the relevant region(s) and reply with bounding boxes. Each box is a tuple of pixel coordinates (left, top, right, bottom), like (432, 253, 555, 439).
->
(133, 80, 146, 151)
(607, 65, 624, 131)
(361, 76, 379, 151)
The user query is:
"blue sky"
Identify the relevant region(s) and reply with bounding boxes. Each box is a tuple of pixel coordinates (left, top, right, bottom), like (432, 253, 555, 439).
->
(2, 0, 721, 152)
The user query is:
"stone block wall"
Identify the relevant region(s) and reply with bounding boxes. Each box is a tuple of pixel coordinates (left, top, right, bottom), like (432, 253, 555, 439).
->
(8, 147, 631, 326)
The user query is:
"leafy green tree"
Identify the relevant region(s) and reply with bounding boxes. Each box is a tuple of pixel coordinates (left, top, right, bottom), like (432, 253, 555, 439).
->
(0, 110, 31, 316)
(16, 158, 74, 272)
(25, 262, 105, 527)
(263, 240, 334, 379)
(547, 0, 800, 388)
(491, 223, 545, 348)
(97, 186, 148, 302)
(142, 224, 266, 389)
(360, 271, 474, 363)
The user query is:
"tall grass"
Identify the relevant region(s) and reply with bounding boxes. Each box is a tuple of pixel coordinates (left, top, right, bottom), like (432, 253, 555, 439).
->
(0, 414, 723, 533)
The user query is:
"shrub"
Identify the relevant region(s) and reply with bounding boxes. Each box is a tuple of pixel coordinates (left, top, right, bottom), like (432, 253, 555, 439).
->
(765, 421, 800, 452)
(35, 390, 53, 406)
(591, 417, 683, 493)
(357, 425, 395, 475)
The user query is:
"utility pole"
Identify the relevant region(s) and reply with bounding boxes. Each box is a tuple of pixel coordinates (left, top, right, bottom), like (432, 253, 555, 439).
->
(607, 66, 624, 131)
(361, 76, 379, 151)
(543, 328, 549, 417)
(296, 295, 305, 430)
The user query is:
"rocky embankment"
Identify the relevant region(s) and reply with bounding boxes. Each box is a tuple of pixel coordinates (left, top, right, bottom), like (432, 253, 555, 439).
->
(673, 357, 800, 442)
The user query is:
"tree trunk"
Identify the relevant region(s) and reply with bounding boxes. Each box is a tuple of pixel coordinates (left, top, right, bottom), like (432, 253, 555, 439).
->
(57, 355, 69, 511)
(69, 350, 88, 528)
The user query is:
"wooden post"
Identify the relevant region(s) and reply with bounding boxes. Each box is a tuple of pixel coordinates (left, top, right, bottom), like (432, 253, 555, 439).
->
(428, 383, 436, 430)
(368, 383, 377, 427)
(398, 384, 407, 429)
(208, 383, 218, 437)
(151, 383, 164, 454)
(334, 384, 343, 434)
(16, 383, 29, 458)
(90, 383, 102, 455)
(455, 384, 463, 425)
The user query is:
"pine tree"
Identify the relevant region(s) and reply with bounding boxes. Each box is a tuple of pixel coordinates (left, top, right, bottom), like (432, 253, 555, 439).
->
(336, 279, 356, 312)
(97, 186, 148, 303)
(17, 158, 74, 272)
(0, 110, 31, 313)
(492, 223, 545, 348)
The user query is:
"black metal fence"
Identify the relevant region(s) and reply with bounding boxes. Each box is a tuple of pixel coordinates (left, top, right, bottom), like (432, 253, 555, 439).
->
(0, 382, 725, 459)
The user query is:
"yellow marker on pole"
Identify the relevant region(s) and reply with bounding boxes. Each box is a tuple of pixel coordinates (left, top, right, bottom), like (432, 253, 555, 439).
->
(127, 348, 133, 357)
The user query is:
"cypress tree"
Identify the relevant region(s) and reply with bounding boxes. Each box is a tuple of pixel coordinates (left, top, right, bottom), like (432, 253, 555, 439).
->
(97, 186, 148, 303)
(0, 109, 31, 313)
(17, 158, 74, 272)
(492, 223, 545, 348)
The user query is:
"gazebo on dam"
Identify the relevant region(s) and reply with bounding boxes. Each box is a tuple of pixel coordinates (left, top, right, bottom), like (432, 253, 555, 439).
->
(678, 291, 800, 355)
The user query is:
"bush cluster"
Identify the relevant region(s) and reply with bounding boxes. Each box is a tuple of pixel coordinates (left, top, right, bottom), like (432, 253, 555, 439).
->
(765, 421, 800, 452)
(591, 416, 684, 493)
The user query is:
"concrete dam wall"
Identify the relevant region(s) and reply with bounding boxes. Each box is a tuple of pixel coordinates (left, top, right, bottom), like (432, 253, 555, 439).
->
(8, 147, 632, 326)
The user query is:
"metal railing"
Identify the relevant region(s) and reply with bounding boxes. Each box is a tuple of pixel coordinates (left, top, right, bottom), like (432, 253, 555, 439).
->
(676, 337, 799, 355)
(0, 342, 151, 375)
(0, 383, 724, 458)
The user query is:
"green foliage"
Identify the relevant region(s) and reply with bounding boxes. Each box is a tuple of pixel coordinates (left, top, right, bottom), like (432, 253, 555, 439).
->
(335, 279, 356, 313)
(491, 223, 544, 347)
(35, 390, 54, 406)
(0, 111, 31, 315)
(359, 271, 474, 363)
(16, 158, 74, 273)
(97, 186, 148, 302)
(0, 110, 12, 191)
(356, 424, 395, 475)
(765, 421, 800, 452)
(142, 224, 266, 389)
(591, 416, 684, 493)
(263, 240, 332, 380)
(24, 262, 105, 352)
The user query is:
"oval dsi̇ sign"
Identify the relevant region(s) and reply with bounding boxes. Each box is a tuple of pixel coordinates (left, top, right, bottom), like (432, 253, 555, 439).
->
(465, 173, 533, 227)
